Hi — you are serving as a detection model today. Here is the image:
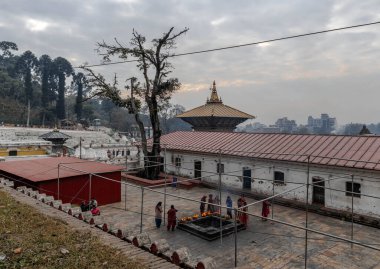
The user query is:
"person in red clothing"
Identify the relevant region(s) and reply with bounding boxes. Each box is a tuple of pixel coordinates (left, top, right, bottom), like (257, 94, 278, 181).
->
(238, 195, 248, 227)
(167, 205, 178, 231)
(261, 200, 271, 221)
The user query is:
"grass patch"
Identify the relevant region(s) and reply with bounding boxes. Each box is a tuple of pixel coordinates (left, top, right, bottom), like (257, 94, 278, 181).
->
(0, 189, 146, 269)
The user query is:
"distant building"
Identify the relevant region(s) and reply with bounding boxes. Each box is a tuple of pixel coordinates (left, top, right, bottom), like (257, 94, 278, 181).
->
(176, 81, 255, 132)
(359, 125, 372, 136)
(253, 126, 281, 133)
(275, 117, 297, 133)
(307, 113, 336, 134)
(0, 140, 51, 158)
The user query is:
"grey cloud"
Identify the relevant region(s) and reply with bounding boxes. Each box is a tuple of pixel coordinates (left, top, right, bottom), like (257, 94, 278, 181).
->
(1, 0, 380, 125)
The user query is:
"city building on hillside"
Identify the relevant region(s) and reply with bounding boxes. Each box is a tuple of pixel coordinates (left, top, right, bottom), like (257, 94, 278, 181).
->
(176, 81, 255, 132)
(307, 113, 336, 134)
(154, 131, 380, 220)
(275, 117, 297, 133)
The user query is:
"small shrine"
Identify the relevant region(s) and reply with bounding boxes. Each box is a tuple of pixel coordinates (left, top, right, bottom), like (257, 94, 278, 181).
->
(39, 129, 71, 155)
(176, 81, 255, 131)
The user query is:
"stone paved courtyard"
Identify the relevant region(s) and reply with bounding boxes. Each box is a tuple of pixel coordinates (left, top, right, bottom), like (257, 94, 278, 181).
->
(99, 182, 380, 268)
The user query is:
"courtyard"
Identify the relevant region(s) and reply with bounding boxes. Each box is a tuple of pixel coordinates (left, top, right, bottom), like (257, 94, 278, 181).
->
(98, 182, 380, 269)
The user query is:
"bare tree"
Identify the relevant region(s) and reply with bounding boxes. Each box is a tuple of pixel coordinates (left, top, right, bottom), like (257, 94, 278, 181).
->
(82, 27, 188, 179)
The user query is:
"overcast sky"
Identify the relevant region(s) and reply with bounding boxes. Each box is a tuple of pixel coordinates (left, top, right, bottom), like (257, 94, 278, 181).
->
(1, 0, 380, 126)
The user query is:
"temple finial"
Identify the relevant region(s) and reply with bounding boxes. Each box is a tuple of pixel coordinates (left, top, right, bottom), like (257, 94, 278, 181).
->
(207, 80, 222, 103)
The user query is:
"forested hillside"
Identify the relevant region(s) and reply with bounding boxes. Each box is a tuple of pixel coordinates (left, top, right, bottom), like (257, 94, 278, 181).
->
(0, 41, 190, 133)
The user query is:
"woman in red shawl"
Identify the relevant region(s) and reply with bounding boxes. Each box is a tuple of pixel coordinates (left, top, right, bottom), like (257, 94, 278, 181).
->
(261, 200, 271, 221)
(237, 195, 248, 227)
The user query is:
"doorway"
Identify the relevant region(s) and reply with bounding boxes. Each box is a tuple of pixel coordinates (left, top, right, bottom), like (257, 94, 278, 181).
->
(194, 161, 202, 180)
(312, 177, 325, 205)
(243, 168, 251, 189)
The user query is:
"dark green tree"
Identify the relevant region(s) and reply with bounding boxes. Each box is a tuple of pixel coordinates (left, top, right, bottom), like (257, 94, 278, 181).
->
(38, 55, 52, 109)
(16, 51, 38, 104)
(38, 55, 52, 125)
(0, 41, 18, 70)
(72, 72, 87, 121)
(16, 51, 38, 126)
(83, 27, 188, 179)
(52, 57, 73, 120)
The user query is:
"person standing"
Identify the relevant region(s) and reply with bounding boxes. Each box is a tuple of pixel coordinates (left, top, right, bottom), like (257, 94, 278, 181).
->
(200, 195, 207, 214)
(90, 197, 98, 209)
(226, 196, 233, 218)
(261, 200, 271, 221)
(155, 202, 163, 228)
(207, 194, 214, 212)
(167, 205, 177, 231)
(238, 195, 248, 227)
(214, 194, 220, 214)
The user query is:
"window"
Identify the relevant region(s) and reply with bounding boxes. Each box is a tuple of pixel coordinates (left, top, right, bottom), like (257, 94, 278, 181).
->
(8, 150, 17, 156)
(175, 157, 181, 167)
(346, 182, 361, 198)
(274, 171, 285, 184)
(217, 163, 224, 174)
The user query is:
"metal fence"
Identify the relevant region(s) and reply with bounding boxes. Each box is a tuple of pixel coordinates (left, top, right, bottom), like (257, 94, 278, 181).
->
(3, 144, 380, 268)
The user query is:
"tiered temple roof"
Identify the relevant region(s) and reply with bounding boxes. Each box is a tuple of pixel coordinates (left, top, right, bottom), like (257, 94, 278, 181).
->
(176, 81, 255, 131)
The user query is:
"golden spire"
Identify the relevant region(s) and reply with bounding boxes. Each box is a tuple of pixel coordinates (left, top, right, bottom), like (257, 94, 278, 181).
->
(207, 80, 222, 103)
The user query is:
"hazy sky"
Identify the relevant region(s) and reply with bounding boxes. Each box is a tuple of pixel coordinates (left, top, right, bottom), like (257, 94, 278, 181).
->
(1, 0, 380, 126)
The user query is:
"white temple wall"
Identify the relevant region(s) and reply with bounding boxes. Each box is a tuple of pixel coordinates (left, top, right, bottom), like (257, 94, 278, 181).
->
(162, 150, 380, 218)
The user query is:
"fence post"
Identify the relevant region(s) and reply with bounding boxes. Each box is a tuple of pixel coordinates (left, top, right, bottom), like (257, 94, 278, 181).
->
(218, 149, 222, 245)
(124, 181, 127, 211)
(351, 174, 354, 249)
(140, 186, 144, 233)
(234, 208, 238, 268)
(164, 146, 167, 225)
(89, 174, 92, 201)
(57, 164, 60, 200)
(304, 156, 310, 269)
(272, 165, 275, 219)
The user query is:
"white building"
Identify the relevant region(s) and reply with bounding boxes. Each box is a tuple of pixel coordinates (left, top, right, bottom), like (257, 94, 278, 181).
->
(157, 131, 380, 219)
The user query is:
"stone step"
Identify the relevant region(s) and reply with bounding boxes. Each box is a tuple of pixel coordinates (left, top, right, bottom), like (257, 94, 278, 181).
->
(50, 200, 62, 208)
(16, 186, 27, 192)
(2, 179, 14, 187)
(36, 193, 47, 201)
(68, 207, 82, 216)
(59, 203, 71, 212)
(28, 190, 38, 198)
(42, 195, 54, 204)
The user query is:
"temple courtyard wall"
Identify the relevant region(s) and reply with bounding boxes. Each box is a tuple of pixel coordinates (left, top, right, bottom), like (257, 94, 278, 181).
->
(163, 151, 380, 218)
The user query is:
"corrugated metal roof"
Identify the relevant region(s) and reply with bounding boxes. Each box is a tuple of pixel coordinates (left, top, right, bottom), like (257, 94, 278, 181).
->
(176, 103, 255, 119)
(0, 157, 123, 182)
(156, 131, 380, 171)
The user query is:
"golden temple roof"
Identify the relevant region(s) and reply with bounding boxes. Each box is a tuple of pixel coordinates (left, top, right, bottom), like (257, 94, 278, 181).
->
(177, 81, 255, 119)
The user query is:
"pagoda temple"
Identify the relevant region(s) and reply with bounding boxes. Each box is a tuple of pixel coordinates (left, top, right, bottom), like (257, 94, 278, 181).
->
(39, 129, 71, 155)
(176, 81, 255, 132)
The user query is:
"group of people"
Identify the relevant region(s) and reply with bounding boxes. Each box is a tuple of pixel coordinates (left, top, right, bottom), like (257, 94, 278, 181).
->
(200, 194, 272, 227)
(80, 197, 100, 216)
(200, 194, 221, 214)
(155, 202, 178, 231)
(153, 194, 272, 231)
